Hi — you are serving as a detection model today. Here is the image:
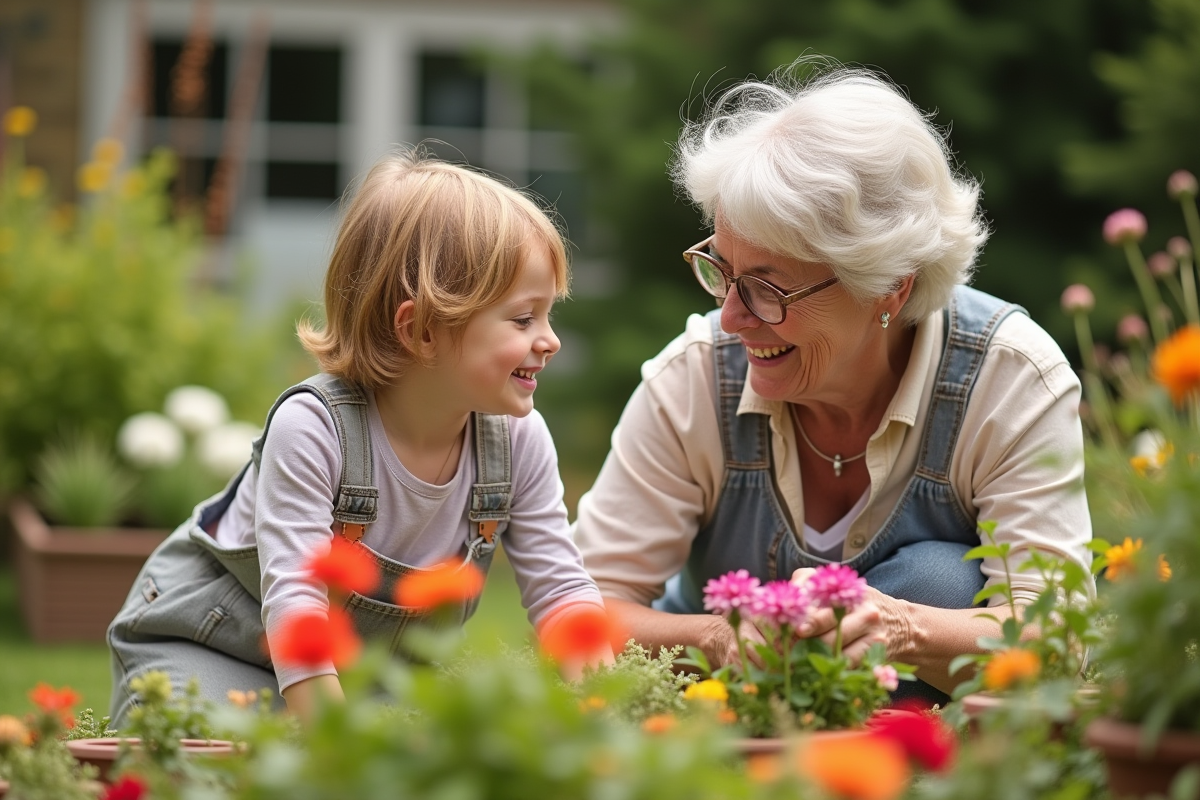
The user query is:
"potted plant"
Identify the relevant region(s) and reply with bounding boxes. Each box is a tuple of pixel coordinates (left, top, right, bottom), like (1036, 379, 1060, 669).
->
(1061, 170, 1200, 798)
(10, 385, 258, 643)
(675, 564, 916, 743)
(0, 683, 100, 800)
(946, 520, 1106, 735)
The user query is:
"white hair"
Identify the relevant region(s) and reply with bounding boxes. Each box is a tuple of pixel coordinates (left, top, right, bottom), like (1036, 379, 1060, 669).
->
(672, 64, 988, 324)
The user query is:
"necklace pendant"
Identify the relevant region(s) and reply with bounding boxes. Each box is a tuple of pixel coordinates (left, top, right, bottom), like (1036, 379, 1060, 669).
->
(833, 454, 843, 477)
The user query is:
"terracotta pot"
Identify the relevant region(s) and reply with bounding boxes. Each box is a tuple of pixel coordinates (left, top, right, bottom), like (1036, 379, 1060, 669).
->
(9, 498, 169, 642)
(1085, 716, 1200, 799)
(959, 688, 1099, 739)
(66, 737, 238, 783)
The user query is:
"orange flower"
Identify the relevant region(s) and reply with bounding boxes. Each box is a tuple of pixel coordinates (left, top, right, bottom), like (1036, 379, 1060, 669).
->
(746, 753, 782, 783)
(797, 733, 911, 800)
(1152, 325, 1200, 404)
(641, 714, 677, 734)
(305, 537, 380, 597)
(579, 696, 607, 712)
(1157, 554, 1172, 582)
(28, 683, 79, 728)
(0, 715, 31, 748)
(3, 106, 36, 137)
(1105, 537, 1143, 581)
(269, 606, 361, 668)
(393, 560, 484, 611)
(717, 708, 739, 725)
(982, 648, 1041, 691)
(539, 604, 625, 662)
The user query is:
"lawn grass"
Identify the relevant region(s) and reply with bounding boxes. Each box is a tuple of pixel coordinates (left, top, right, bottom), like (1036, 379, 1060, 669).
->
(0, 550, 531, 718)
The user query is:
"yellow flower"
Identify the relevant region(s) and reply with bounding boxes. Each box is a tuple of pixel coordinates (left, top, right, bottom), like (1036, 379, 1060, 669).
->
(0, 714, 31, 748)
(578, 696, 607, 712)
(1105, 537, 1143, 582)
(92, 137, 125, 165)
(683, 679, 729, 704)
(77, 161, 113, 193)
(3, 106, 37, 137)
(982, 648, 1041, 691)
(1152, 325, 1200, 405)
(18, 166, 46, 198)
(1157, 554, 1172, 582)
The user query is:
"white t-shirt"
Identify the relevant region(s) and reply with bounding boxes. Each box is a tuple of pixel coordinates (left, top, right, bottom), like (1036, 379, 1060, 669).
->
(215, 391, 602, 691)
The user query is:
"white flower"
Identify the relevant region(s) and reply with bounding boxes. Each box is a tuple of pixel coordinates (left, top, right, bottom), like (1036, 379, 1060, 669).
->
(118, 412, 185, 468)
(164, 385, 229, 435)
(198, 422, 261, 478)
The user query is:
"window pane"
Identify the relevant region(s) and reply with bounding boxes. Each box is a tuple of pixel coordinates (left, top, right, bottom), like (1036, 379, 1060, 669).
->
(152, 39, 228, 119)
(268, 46, 342, 123)
(266, 161, 340, 200)
(419, 53, 485, 128)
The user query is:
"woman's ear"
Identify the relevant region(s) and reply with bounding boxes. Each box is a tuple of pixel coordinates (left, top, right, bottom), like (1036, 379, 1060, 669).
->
(884, 274, 917, 320)
(394, 301, 438, 360)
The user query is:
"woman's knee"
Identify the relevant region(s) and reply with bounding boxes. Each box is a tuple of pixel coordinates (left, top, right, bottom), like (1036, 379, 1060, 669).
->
(864, 540, 985, 609)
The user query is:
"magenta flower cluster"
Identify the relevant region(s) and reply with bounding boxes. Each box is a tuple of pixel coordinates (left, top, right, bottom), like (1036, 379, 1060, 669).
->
(804, 564, 868, 612)
(701, 569, 761, 616)
(703, 564, 868, 629)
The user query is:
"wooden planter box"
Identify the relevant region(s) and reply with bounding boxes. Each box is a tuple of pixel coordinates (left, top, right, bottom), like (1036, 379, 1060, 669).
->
(9, 497, 169, 643)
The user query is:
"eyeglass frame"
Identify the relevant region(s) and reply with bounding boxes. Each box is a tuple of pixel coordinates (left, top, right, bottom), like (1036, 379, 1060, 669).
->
(682, 235, 840, 324)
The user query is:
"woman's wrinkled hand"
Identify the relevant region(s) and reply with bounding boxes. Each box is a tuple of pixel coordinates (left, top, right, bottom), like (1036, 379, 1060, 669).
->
(791, 567, 904, 664)
(703, 613, 768, 669)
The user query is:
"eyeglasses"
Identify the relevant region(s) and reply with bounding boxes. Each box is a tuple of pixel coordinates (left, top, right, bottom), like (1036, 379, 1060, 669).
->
(682, 236, 839, 325)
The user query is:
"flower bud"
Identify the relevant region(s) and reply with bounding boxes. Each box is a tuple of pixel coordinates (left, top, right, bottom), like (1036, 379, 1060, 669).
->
(1148, 251, 1176, 277)
(1102, 209, 1148, 246)
(1167, 236, 1193, 260)
(1167, 170, 1198, 200)
(1117, 314, 1149, 344)
(0, 715, 31, 749)
(1061, 283, 1095, 313)
(165, 385, 229, 435)
(117, 412, 184, 468)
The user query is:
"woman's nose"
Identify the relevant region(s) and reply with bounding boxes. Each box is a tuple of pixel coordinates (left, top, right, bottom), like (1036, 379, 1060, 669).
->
(720, 284, 760, 335)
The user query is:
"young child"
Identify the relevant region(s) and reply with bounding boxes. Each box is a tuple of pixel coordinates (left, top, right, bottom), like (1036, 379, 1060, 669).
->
(108, 152, 608, 723)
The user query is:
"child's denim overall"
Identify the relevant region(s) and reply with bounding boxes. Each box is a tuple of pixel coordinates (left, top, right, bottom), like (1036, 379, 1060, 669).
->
(108, 374, 512, 724)
(654, 286, 1025, 704)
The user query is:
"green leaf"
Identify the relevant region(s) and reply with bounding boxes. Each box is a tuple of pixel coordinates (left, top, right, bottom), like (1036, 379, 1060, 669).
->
(963, 544, 1005, 561)
(972, 584, 1011, 605)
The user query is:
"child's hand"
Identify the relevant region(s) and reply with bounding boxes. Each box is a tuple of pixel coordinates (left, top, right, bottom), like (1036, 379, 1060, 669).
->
(281, 674, 345, 722)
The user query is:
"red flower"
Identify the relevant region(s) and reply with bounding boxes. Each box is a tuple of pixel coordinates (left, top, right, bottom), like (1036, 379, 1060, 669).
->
(867, 705, 957, 772)
(102, 775, 148, 800)
(394, 560, 484, 611)
(539, 604, 625, 662)
(305, 536, 380, 597)
(269, 606, 361, 668)
(28, 683, 79, 727)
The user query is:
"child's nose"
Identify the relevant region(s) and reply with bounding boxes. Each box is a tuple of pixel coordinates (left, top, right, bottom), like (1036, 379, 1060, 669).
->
(541, 325, 561, 357)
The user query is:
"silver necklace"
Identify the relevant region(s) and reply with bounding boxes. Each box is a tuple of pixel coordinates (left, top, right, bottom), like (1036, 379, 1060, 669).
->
(790, 404, 866, 478)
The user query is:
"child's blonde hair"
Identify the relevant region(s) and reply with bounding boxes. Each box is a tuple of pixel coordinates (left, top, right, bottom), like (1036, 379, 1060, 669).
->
(298, 151, 570, 388)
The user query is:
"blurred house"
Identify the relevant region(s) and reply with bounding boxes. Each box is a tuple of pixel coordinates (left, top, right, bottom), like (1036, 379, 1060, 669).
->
(1, 0, 619, 313)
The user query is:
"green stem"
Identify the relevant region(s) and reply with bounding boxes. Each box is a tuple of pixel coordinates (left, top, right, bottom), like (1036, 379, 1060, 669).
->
(1180, 256, 1200, 327)
(782, 624, 792, 706)
(1074, 313, 1121, 448)
(1126, 241, 1168, 343)
(1164, 274, 1187, 317)
(731, 610, 751, 678)
(833, 608, 846, 658)
(1182, 199, 1200, 262)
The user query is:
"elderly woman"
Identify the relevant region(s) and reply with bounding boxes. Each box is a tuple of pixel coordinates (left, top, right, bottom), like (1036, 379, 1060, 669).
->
(573, 67, 1093, 703)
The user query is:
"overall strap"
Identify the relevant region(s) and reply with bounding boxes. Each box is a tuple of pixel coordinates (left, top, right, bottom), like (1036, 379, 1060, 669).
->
(251, 374, 379, 537)
(709, 310, 770, 469)
(467, 412, 512, 554)
(915, 285, 1027, 483)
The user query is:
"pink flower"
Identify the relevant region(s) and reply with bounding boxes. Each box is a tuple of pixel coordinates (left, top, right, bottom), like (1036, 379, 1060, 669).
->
(747, 580, 810, 628)
(806, 564, 868, 613)
(873, 664, 900, 691)
(1060, 284, 1094, 314)
(1102, 209, 1148, 246)
(1148, 251, 1176, 277)
(1168, 236, 1193, 260)
(1117, 314, 1150, 344)
(1168, 170, 1198, 200)
(703, 570, 761, 616)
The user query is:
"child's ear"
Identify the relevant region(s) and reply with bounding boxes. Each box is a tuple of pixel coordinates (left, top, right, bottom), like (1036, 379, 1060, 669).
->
(393, 301, 438, 360)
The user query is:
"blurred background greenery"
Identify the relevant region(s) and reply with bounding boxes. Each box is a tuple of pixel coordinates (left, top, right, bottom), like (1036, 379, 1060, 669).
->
(0, 0, 1197, 673)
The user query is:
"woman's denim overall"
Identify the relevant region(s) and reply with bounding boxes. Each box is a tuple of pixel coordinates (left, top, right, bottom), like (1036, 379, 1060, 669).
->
(108, 374, 512, 725)
(654, 286, 1025, 704)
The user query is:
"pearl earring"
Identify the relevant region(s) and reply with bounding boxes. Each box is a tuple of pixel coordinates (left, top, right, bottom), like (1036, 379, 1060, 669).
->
(880, 311, 891, 329)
